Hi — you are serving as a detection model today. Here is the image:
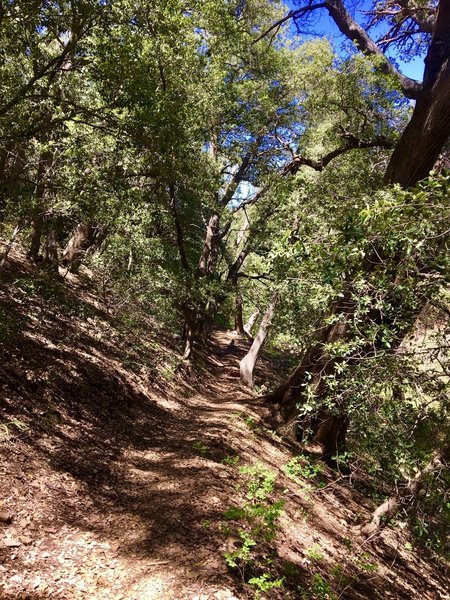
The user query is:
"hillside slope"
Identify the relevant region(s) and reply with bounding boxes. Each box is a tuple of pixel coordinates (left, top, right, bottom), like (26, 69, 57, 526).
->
(0, 251, 448, 599)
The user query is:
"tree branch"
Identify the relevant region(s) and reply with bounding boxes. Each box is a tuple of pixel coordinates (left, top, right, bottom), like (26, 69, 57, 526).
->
(237, 272, 274, 281)
(368, 0, 435, 36)
(283, 135, 394, 175)
(254, 0, 423, 99)
(220, 146, 256, 206)
(253, 3, 326, 44)
(0, 36, 78, 118)
(324, 0, 422, 99)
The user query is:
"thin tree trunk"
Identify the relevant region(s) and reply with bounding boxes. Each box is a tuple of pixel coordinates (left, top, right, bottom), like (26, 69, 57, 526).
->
(127, 248, 133, 273)
(27, 148, 53, 261)
(235, 291, 245, 335)
(240, 291, 278, 389)
(361, 445, 450, 536)
(244, 308, 259, 337)
(182, 307, 196, 360)
(43, 228, 59, 272)
(0, 221, 24, 267)
(27, 213, 44, 261)
(197, 212, 220, 276)
(236, 209, 250, 247)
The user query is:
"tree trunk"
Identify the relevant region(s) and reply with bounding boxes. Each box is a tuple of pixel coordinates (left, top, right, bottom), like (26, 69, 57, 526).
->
(226, 245, 250, 285)
(197, 299, 218, 342)
(235, 291, 245, 335)
(244, 308, 259, 337)
(383, 0, 450, 187)
(197, 212, 220, 276)
(240, 291, 278, 389)
(236, 210, 250, 247)
(267, 294, 354, 412)
(265, 293, 355, 452)
(27, 148, 53, 261)
(43, 228, 59, 272)
(182, 307, 196, 360)
(62, 222, 97, 269)
(1, 221, 23, 267)
(311, 412, 349, 464)
(179, 211, 221, 358)
(27, 213, 44, 261)
(361, 445, 450, 537)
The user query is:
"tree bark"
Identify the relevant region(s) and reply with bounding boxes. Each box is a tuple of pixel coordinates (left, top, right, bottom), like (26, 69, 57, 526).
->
(182, 306, 196, 360)
(235, 291, 245, 335)
(27, 213, 44, 261)
(240, 291, 278, 389)
(383, 1, 450, 187)
(197, 212, 220, 277)
(27, 148, 53, 261)
(62, 222, 102, 270)
(244, 308, 260, 337)
(226, 245, 250, 285)
(43, 228, 59, 272)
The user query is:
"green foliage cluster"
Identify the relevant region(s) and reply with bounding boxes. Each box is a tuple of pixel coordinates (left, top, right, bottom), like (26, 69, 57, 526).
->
(283, 455, 324, 482)
(223, 463, 285, 595)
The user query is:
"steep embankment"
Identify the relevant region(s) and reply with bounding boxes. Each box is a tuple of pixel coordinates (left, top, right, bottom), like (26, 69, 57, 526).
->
(0, 250, 448, 599)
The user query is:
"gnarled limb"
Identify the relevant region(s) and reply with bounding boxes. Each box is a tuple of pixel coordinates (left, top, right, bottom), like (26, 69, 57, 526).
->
(361, 445, 450, 537)
(240, 291, 278, 389)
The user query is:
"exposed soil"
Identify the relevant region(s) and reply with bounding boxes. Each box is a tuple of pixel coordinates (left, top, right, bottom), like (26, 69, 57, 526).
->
(0, 250, 449, 599)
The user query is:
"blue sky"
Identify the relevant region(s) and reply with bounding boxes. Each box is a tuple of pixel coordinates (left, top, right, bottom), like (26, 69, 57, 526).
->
(283, 0, 425, 81)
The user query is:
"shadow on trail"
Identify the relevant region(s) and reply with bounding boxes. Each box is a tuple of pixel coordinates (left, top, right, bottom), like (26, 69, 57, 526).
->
(1, 258, 448, 599)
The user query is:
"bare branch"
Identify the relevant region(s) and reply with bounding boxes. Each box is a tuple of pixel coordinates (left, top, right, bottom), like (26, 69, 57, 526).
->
(220, 147, 255, 206)
(324, 0, 422, 98)
(253, 3, 326, 44)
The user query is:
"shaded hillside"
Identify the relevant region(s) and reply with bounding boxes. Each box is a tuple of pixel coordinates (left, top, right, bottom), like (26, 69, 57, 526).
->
(0, 251, 448, 599)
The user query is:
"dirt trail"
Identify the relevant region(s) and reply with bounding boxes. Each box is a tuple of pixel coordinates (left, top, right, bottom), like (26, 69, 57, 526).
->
(0, 254, 449, 599)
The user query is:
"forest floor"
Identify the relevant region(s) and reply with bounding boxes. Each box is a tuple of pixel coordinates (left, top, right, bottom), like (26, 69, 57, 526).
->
(0, 248, 449, 599)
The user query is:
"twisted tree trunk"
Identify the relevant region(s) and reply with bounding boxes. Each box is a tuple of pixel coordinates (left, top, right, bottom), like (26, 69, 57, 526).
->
(240, 291, 278, 389)
(244, 308, 259, 338)
(62, 222, 102, 270)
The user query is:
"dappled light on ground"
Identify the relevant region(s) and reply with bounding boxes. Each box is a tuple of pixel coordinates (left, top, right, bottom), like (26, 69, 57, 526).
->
(0, 251, 448, 599)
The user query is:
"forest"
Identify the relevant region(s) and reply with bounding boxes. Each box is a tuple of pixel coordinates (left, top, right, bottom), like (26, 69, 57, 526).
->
(0, 0, 449, 598)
